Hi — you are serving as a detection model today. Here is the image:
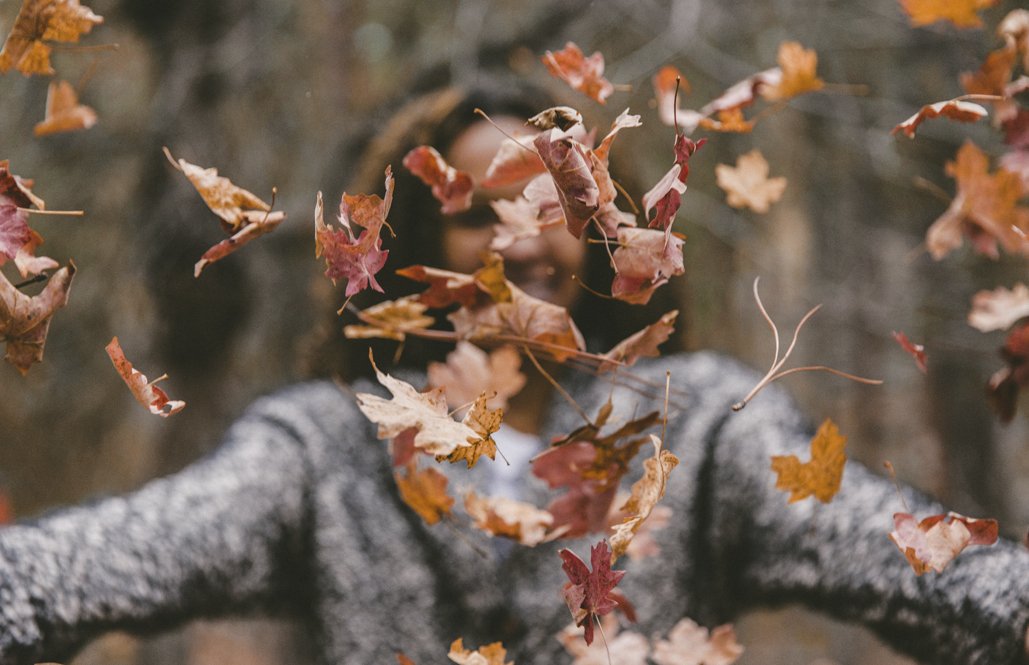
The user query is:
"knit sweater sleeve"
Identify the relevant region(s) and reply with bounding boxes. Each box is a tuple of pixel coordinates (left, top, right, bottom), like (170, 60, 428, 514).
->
(692, 355, 1029, 665)
(0, 390, 315, 665)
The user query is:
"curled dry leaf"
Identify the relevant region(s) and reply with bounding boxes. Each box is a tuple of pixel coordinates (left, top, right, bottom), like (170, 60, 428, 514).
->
(889, 511, 999, 575)
(448, 638, 513, 665)
(0, 0, 103, 76)
(892, 99, 989, 139)
(526, 106, 583, 132)
(715, 149, 787, 214)
(987, 320, 1029, 422)
(541, 42, 614, 104)
(608, 435, 679, 562)
(651, 618, 744, 665)
(697, 108, 755, 133)
(770, 418, 846, 503)
(482, 133, 544, 188)
(558, 615, 649, 665)
(13, 228, 58, 278)
(899, 0, 997, 29)
(600, 310, 678, 372)
(464, 491, 554, 546)
(892, 331, 928, 374)
(194, 211, 286, 277)
(644, 135, 704, 235)
(427, 342, 526, 410)
(394, 461, 454, 526)
(436, 393, 503, 468)
(489, 196, 560, 251)
(344, 295, 435, 342)
(559, 540, 627, 646)
(533, 130, 599, 239)
(402, 146, 474, 215)
(968, 283, 1029, 332)
(652, 65, 691, 129)
(760, 41, 825, 101)
(105, 336, 185, 417)
(355, 351, 478, 457)
(610, 227, 686, 305)
(0, 262, 74, 374)
(33, 79, 97, 137)
(0, 160, 45, 265)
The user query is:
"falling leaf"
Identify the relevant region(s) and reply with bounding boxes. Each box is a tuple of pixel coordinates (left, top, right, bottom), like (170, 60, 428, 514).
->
(396, 652, 417, 665)
(105, 336, 185, 417)
(925, 141, 1029, 260)
(315, 168, 393, 297)
(889, 511, 998, 575)
(610, 227, 686, 305)
(716, 149, 787, 214)
(0, 160, 45, 210)
(448, 639, 513, 665)
(609, 435, 679, 561)
(193, 210, 286, 277)
(643, 135, 704, 235)
(558, 615, 649, 665)
(533, 130, 599, 238)
(427, 342, 526, 410)
(770, 418, 847, 503)
(600, 310, 678, 372)
(13, 228, 58, 278)
(542, 42, 614, 104)
(488, 196, 559, 251)
(559, 540, 628, 646)
(395, 462, 454, 526)
(526, 106, 583, 132)
(652, 65, 691, 129)
(0, 161, 45, 265)
(987, 320, 1029, 422)
(396, 264, 480, 309)
(0, 262, 74, 374)
(969, 283, 1029, 332)
(33, 79, 97, 137)
(344, 296, 435, 342)
(892, 331, 928, 374)
(482, 134, 544, 188)
(892, 99, 989, 138)
(999, 9, 1029, 71)
(464, 491, 555, 546)
(0, 0, 103, 76)
(899, 0, 998, 29)
(403, 146, 474, 215)
(435, 393, 503, 468)
(355, 351, 478, 457)
(651, 618, 744, 665)
(697, 108, 755, 133)
(760, 42, 825, 101)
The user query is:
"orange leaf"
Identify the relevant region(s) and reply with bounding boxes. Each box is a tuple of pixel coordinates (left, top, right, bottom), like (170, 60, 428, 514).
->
(464, 491, 555, 546)
(435, 392, 503, 469)
(33, 79, 97, 137)
(697, 108, 755, 133)
(105, 336, 186, 417)
(0, 0, 103, 76)
(892, 99, 989, 138)
(608, 435, 679, 562)
(427, 342, 526, 410)
(542, 42, 614, 104)
(394, 462, 454, 526)
(889, 511, 998, 575)
(760, 41, 825, 101)
(899, 0, 998, 28)
(770, 418, 846, 503)
(165, 147, 277, 232)
(344, 296, 435, 342)
(715, 149, 787, 214)
(600, 310, 678, 372)
(448, 638, 513, 665)
(402, 146, 474, 214)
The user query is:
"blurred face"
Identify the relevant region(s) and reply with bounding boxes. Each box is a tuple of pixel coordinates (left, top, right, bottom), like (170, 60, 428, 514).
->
(443, 117, 586, 310)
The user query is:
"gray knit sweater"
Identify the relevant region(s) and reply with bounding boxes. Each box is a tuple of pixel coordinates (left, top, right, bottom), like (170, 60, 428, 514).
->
(1, 352, 1027, 664)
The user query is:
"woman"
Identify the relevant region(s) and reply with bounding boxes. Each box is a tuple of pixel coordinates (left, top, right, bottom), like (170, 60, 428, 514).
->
(1, 83, 1028, 665)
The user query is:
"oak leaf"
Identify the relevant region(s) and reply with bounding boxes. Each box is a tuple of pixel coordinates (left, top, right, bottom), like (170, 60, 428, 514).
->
(608, 435, 679, 562)
(892, 331, 928, 374)
(427, 342, 526, 410)
(770, 418, 846, 503)
(33, 79, 97, 137)
(394, 461, 454, 526)
(760, 42, 825, 101)
(899, 0, 997, 29)
(448, 638, 513, 665)
(559, 540, 627, 646)
(557, 615, 649, 665)
(889, 511, 998, 575)
(464, 491, 555, 546)
(402, 146, 474, 215)
(651, 618, 744, 665)
(715, 149, 787, 214)
(0, 261, 74, 374)
(0, 0, 103, 76)
(600, 310, 678, 372)
(542, 42, 614, 104)
(610, 227, 685, 305)
(344, 296, 434, 342)
(968, 283, 1029, 332)
(105, 336, 185, 417)
(892, 99, 989, 138)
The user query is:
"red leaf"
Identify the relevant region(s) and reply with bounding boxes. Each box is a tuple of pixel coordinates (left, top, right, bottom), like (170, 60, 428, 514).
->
(542, 42, 614, 104)
(559, 541, 628, 646)
(105, 336, 186, 417)
(610, 228, 685, 304)
(892, 99, 989, 139)
(533, 130, 599, 239)
(402, 146, 474, 214)
(892, 331, 928, 373)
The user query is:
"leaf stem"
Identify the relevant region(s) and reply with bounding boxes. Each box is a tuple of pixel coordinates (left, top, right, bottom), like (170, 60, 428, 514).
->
(523, 345, 592, 426)
(17, 208, 84, 217)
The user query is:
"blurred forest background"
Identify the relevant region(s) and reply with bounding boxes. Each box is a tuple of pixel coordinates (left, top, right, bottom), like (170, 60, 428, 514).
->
(0, 0, 1027, 663)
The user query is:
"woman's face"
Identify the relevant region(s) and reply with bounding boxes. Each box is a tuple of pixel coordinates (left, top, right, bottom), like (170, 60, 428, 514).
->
(442, 117, 586, 310)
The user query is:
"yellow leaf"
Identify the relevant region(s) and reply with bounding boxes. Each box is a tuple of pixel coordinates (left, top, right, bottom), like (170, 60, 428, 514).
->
(394, 463, 454, 526)
(899, 0, 997, 28)
(770, 418, 846, 503)
(761, 41, 824, 101)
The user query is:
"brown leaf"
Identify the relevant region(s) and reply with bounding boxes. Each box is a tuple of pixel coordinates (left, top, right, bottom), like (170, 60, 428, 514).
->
(0, 0, 103, 76)
(892, 331, 928, 374)
(899, 0, 997, 28)
(427, 342, 526, 410)
(402, 146, 474, 215)
(482, 134, 544, 188)
(609, 435, 679, 562)
(33, 79, 97, 137)
(105, 336, 186, 417)
(194, 209, 286, 277)
(526, 106, 583, 132)
(395, 462, 454, 526)
(715, 149, 787, 214)
(889, 511, 999, 575)
(435, 392, 503, 468)
(610, 227, 685, 305)
(760, 41, 824, 101)
(600, 310, 678, 372)
(344, 296, 435, 342)
(448, 638, 513, 665)
(969, 283, 1029, 332)
(165, 147, 276, 232)
(464, 491, 555, 546)
(697, 108, 755, 133)
(542, 42, 614, 104)
(558, 615, 650, 665)
(533, 130, 599, 238)
(999, 9, 1029, 71)
(770, 418, 846, 503)
(892, 99, 989, 139)
(0, 261, 74, 374)
(651, 618, 744, 665)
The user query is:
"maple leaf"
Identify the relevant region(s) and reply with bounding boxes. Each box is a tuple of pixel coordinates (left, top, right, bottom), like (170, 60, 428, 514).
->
(395, 461, 454, 526)
(651, 618, 744, 665)
(0, 0, 103, 76)
(488, 196, 561, 251)
(925, 141, 1029, 260)
(652, 65, 691, 129)
(13, 228, 58, 278)
(435, 392, 503, 468)
(33, 79, 97, 137)
(987, 321, 1029, 422)
(715, 149, 787, 214)
(558, 615, 649, 665)
(533, 130, 600, 238)
(427, 342, 526, 411)
(892, 331, 928, 374)
(542, 42, 614, 104)
(482, 133, 544, 188)
(600, 310, 678, 372)
(961, 45, 1019, 124)
(355, 351, 478, 457)
(396, 264, 480, 308)
(403, 146, 474, 214)
(610, 227, 685, 305)
(889, 511, 998, 575)
(892, 99, 989, 139)
(559, 540, 627, 646)
(0, 261, 74, 374)
(608, 435, 679, 562)
(315, 169, 393, 297)
(899, 0, 997, 29)
(760, 41, 825, 101)
(770, 418, 847, 503)
(344, 296, 435, 342)
(463, 491, 555, 546)
(697, 108, 755, 133)
(448, 638, 513, 665)
(105, 336, 186, 417)
(969, 283, 1029, 332)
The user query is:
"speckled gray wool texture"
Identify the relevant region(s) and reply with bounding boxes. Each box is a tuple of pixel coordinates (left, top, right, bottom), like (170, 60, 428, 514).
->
(1, 352, 1028, 664)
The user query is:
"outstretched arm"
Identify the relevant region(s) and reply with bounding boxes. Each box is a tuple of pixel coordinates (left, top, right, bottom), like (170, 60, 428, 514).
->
(0, 397, 313, 665)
